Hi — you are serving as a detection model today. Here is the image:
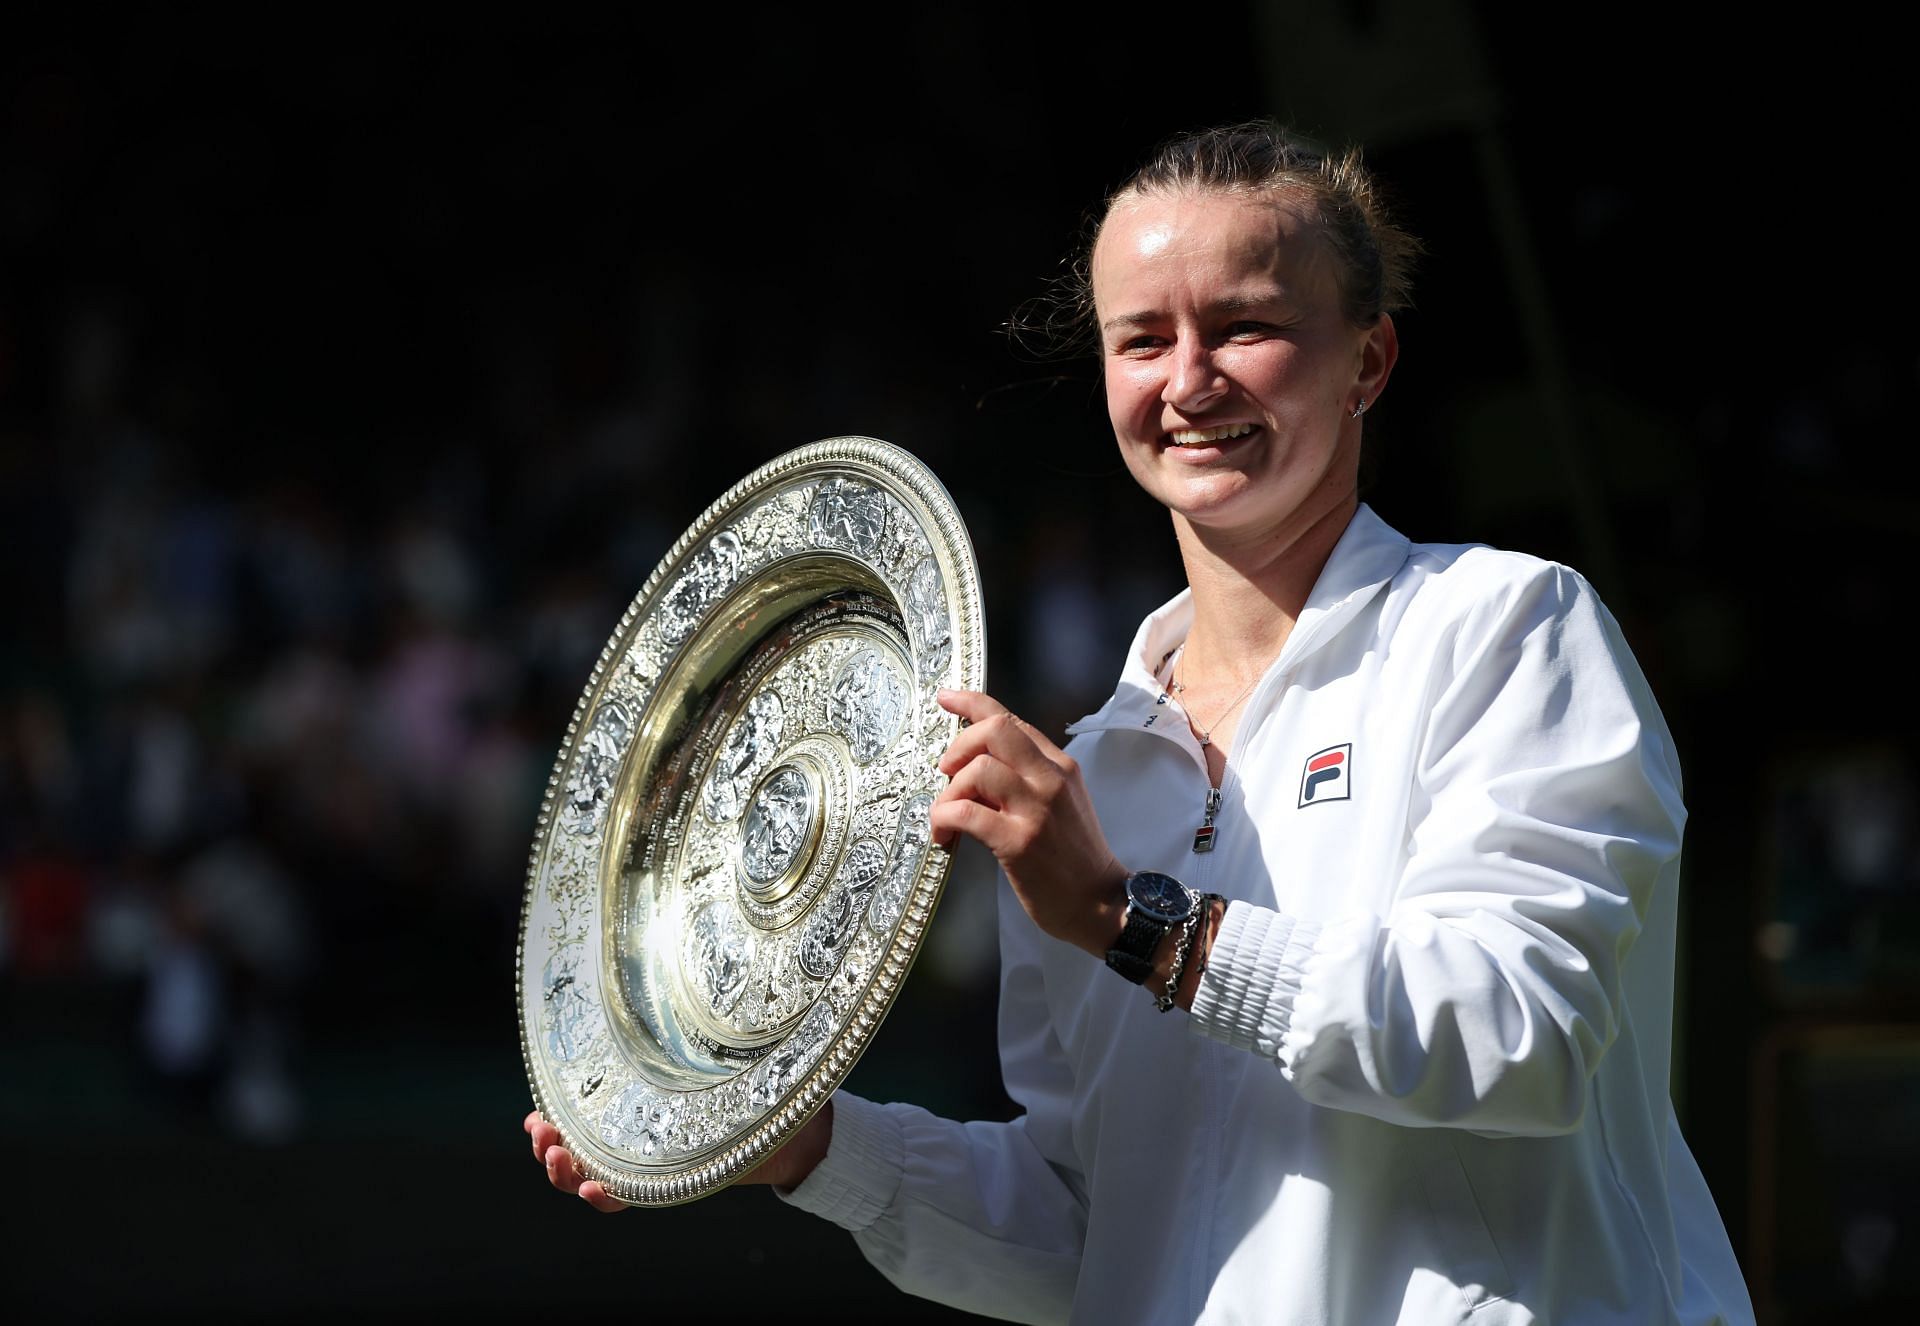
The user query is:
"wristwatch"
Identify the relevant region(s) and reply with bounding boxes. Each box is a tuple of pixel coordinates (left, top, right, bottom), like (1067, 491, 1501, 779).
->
(1105, 870, 1198, 984)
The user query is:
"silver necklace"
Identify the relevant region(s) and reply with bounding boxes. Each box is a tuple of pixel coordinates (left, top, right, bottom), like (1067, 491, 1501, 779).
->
(1158, 644, 1273, 853)
(1165, 645, 1266, 749)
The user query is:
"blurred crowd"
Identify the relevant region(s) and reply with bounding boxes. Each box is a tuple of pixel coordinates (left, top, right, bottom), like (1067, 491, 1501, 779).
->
(1, 418, 628, 1139)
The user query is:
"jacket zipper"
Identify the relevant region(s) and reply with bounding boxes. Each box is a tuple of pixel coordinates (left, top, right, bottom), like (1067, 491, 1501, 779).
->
(1192, 786, 1223, 853)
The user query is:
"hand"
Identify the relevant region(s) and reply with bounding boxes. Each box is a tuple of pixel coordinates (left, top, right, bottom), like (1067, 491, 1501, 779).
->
(522, 1102, 834, 1209)
(930, 689, 1129, 958)
(524, 1109, 625, 1213)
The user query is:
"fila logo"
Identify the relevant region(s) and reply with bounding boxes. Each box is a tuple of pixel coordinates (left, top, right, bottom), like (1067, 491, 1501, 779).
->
(1297, 743, 1352, 807)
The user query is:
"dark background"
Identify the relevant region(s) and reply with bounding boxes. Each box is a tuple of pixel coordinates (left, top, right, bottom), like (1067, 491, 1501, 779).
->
(3, 7, 1914, 1322)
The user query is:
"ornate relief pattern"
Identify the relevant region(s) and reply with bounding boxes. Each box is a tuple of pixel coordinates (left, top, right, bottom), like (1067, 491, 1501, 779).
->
(701, 692, 785, 823)
(905, 557, 953, 685)
(542, 944, 597, 1062)
(829, 648, 910, 764)
(559, 699, 633, 836)
(807, 478, 886, 556)
(658, 530, 746, 648)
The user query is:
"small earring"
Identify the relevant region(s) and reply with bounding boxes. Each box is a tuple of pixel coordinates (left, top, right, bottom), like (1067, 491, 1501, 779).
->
(1350, 398, 1369, 420)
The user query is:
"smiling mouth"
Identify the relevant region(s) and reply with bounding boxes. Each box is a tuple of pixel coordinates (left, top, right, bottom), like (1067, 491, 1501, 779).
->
(1167, 423, 1257, 447)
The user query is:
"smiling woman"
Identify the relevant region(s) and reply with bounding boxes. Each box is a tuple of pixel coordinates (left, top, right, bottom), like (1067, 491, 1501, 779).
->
(1094, 190, 1394, 575)
(526, 121, 1756, 1326)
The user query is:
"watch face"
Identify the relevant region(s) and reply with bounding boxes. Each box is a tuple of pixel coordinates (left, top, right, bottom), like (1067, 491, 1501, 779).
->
(1126, 871, 1191, 923)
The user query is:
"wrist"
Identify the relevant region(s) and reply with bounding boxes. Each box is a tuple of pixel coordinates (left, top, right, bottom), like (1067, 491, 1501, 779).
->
(1082, 860, 1132, 959)
(756, 1099, 833, 1191)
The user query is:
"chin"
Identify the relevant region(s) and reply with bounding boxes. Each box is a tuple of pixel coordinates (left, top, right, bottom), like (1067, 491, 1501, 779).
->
(1168, 488, 1275, 532)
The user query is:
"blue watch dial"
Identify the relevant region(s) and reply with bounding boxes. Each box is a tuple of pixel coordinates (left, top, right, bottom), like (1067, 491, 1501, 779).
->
(1126, 871, 1191, 924)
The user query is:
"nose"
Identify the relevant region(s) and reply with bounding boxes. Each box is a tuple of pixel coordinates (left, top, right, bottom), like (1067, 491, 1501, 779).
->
(1162, 335, 1227, 413)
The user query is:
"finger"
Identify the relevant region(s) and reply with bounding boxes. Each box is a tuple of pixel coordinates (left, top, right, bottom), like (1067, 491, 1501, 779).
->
(939, 711, 1056, 779)
(931, 756, 1016, 850)
(929, 792, 1006, 852)
(578, 1180, 627, 1214)
(530, 1119, 562, 1163)
(936, 718, 998, 775)
(936, 688, 1010, 725)
(937, 752, 1022, 813)
(545, 1144, 584, 1195)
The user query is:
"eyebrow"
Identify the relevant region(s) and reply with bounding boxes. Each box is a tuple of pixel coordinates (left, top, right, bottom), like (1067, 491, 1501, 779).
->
(1100, 292, 1290, 334)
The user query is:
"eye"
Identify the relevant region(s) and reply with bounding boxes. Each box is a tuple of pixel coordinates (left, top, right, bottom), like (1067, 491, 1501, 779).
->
(1113, 333, 1167, 355)
(1225, 321, 1276, 341)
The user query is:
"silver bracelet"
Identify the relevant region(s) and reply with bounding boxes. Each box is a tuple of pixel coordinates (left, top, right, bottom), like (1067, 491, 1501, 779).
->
(1156, 907, 1202, 1013)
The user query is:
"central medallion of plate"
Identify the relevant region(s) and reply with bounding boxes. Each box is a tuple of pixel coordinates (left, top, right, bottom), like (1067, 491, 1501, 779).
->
(739, 764, 820, 900)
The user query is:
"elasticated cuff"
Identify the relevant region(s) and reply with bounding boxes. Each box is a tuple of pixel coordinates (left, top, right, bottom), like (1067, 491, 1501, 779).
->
(773, 1091, 904, 1232)
(1189, 901, 1319, 1060)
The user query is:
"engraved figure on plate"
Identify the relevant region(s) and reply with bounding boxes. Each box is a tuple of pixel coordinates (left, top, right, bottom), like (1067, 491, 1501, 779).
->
(602, 1082, 686, 1159)
(741, 766, 815, 885)
(808, 479, 886, 556)
(543, 944, 597, 1061)
(749, 1002, 834, 1109)
(798, 884, 856, 980)
(685, 899, 756, 1016)
(829, 648, 909, 764)
(560, 700, 631, 836)
(868, 792, 935, 937)
(905, 556, 953, 682)
(660, 530, 745, 648)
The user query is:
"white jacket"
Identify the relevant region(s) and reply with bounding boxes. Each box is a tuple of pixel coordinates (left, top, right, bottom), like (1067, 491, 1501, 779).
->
(784, 505, 1754, 1325)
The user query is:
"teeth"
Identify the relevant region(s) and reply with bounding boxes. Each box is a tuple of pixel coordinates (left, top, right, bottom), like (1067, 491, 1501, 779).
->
(1168, 423, 1255, 446)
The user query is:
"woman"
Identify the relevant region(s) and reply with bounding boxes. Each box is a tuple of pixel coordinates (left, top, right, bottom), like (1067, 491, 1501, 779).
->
(528, 123, 1754, 1325)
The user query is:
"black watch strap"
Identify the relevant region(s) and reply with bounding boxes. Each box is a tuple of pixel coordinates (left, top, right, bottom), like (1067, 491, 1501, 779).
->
(1104, 872, 1194, 984)
(1106, 910, 1164, 983)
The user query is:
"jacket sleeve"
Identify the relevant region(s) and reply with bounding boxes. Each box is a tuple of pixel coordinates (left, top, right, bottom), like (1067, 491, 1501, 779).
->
(1190, 561, 1682, 1137)
(777, 876, 1087, 1322)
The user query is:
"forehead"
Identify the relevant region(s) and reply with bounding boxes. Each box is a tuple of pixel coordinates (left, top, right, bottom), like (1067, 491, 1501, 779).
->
(1091, 188, 1329, 307)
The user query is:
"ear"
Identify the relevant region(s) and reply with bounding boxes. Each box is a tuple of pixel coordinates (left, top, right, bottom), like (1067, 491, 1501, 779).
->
(1353, 313, 1399, 409)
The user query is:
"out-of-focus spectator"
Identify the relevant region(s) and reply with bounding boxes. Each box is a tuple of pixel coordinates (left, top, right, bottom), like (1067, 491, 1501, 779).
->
(142, 890, 222, 1076)
(5, 810, 90, 976)
(180, 831, 309, 1142)
(245, 484, 364, 649)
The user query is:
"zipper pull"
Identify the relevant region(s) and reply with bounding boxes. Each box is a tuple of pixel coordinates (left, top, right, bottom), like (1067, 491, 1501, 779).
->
(1192, 786, 1223, 853)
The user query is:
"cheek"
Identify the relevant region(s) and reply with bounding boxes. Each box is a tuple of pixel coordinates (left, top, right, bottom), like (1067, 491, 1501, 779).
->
(1100, 368, 1129, 434)
(1104, 362, 1158, 429)
(1114, 438, 1162, 497)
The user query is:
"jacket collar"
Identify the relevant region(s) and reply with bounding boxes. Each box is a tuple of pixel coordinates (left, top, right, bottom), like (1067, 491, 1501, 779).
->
(1067, 503, 1412, 737)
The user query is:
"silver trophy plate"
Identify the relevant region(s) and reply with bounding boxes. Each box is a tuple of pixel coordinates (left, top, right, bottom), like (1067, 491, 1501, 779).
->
(516, 438, 985, 1205)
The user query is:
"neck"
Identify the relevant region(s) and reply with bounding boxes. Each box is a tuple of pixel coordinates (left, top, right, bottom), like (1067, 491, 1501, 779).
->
(1171, 488, 1358, 681)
